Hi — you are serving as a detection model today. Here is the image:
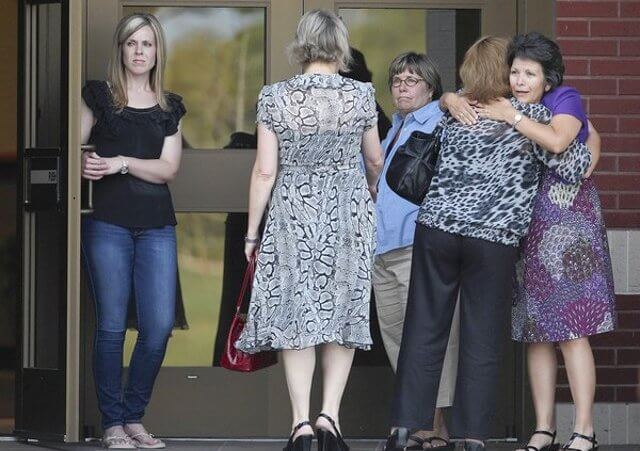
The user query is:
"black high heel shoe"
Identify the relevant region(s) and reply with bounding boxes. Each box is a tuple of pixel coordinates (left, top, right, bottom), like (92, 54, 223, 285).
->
(383, 427, 410, 451)
(517, 430, 560, 451)
(316, 413, 349, 451)
(283, 420, 313, 451)
(562, 432, 598, 451)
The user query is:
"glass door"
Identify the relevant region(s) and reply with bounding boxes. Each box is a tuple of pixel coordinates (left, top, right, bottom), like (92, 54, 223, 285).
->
(80, 0, 549, 440)
(16, 0, 83, 442)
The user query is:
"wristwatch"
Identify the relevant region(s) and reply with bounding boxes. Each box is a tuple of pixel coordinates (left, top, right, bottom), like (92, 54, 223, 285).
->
(119, 158, 129, 175)
(513, 112, 524, 128)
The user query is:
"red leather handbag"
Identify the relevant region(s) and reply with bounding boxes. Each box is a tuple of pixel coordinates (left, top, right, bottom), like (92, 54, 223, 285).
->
(220, 255, 277, 372)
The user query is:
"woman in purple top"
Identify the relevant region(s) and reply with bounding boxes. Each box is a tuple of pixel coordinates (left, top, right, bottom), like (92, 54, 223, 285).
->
(472, 33, 615, 451)
(442, 32, 615, 451)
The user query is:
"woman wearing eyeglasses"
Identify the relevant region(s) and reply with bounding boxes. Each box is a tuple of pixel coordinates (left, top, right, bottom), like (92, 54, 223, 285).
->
(373, 52, 459, 451)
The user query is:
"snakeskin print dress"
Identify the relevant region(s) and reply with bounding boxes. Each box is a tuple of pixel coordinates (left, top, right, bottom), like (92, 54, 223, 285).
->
(236, 74, 378, 352)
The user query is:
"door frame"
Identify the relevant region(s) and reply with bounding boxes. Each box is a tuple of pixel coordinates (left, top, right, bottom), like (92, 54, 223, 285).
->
(16, 0, 83, 442)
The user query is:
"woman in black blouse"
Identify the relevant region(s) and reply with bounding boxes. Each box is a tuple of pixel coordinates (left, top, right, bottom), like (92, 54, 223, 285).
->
(80, 13, 185, 449)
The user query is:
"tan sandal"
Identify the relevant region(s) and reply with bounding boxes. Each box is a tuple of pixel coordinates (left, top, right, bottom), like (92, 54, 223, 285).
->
(102, 435, 136, 449)
(129, 432, 166, 449)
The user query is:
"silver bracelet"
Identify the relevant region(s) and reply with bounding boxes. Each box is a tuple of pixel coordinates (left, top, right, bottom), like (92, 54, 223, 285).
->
(244, 235, 260, 244)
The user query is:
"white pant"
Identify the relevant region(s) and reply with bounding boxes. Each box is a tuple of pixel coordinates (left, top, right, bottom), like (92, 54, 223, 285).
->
(373, 245, 460, 408)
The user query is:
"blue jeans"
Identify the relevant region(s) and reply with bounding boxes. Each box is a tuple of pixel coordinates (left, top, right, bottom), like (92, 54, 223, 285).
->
(81, 217, 177, 429)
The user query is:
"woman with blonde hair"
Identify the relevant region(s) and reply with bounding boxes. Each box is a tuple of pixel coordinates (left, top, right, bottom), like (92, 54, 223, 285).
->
(81, 12, 185, 449)
(384, 37, 592, 451)
(235, 9, 383, 451)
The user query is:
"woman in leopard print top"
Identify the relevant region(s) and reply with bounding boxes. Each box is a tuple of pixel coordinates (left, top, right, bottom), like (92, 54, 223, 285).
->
(418, 97, 591, 246)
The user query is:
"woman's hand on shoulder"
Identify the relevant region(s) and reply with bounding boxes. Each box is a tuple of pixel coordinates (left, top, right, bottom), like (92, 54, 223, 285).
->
(81, 151, 110, 180)
(440, 92, 478, 125)
(476, 98, 517, 124)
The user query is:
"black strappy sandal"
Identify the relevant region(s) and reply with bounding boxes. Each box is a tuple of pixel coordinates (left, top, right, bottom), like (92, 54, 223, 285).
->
(283, 420, 313, 451)
(384, 428, 410, 451)
(517, 430, 560, 451)
(562, 432, 598, 451)
(316, 413, 349, 451)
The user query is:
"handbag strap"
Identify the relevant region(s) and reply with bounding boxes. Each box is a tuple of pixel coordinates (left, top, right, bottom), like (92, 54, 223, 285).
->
(234, 254, 256, 313)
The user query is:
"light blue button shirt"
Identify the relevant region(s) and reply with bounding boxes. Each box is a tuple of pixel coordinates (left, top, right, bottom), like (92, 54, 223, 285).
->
(375, 100, 443, 256)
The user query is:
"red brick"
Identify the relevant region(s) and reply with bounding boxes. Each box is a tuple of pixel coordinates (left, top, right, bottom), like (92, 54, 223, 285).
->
(618, 312, 640, 328)
(593, 348, 617, 365)
(621, 1, 640, 17)
(620, 193, 640, 208)
(595, 154, 618, 172)
(621, 40, 640, 56)
(556, 387, 572, 402)
(592, 59, 640, 76)
(557, 1, 618, 18)
(594, 173, 640, 190)
(596, 386, 617, 401)
(590, 331, 639, 346)
(604, 210, 640, 227)
(601, 136, 640, 152)
(619, 155, 640, 171)
(565, 59, 590, 76)
(618, 349, 640, 365)
(559, 39, 618, 56)
(620, 79, 640, 95)
(592, 98, 640, 114)
(557, 366, 640, 385)
(616, 386, 640, 402)
(598, 192, 619, 209)
(619, 118, 640, 133)
(565, 78, 618, 95)
(557, 20, 590, 37)
(557, 370, 569, 384)
(617, 295, 640, 310)
(591, 20, 640, 37)
(596, 367, 640, 384)
(557, 386, 616, 402)
(590, 116, 618, 133)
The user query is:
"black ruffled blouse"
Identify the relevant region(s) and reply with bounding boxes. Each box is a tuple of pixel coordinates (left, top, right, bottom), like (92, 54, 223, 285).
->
(82, 80, 186, 228)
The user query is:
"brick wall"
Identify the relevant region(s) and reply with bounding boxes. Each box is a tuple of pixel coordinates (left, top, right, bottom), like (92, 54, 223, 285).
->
(557, 0, 640, 228)
(557, 295, 640, 402)
(556, 1, 640, 403)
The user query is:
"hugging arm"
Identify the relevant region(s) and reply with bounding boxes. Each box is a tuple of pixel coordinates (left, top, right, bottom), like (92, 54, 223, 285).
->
(532, 139, 592, 184)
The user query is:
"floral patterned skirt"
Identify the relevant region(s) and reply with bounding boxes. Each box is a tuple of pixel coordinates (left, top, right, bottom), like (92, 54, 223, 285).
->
(512, 172, 616, 343)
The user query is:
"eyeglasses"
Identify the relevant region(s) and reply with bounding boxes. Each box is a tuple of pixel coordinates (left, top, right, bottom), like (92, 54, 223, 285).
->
(391, 76, 425, 88)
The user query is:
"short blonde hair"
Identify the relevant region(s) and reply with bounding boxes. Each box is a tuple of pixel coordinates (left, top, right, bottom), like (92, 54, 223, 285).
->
(459, 36, 510, 103)
(288, 9, 352, 72)
(108, 13, 170, 111)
